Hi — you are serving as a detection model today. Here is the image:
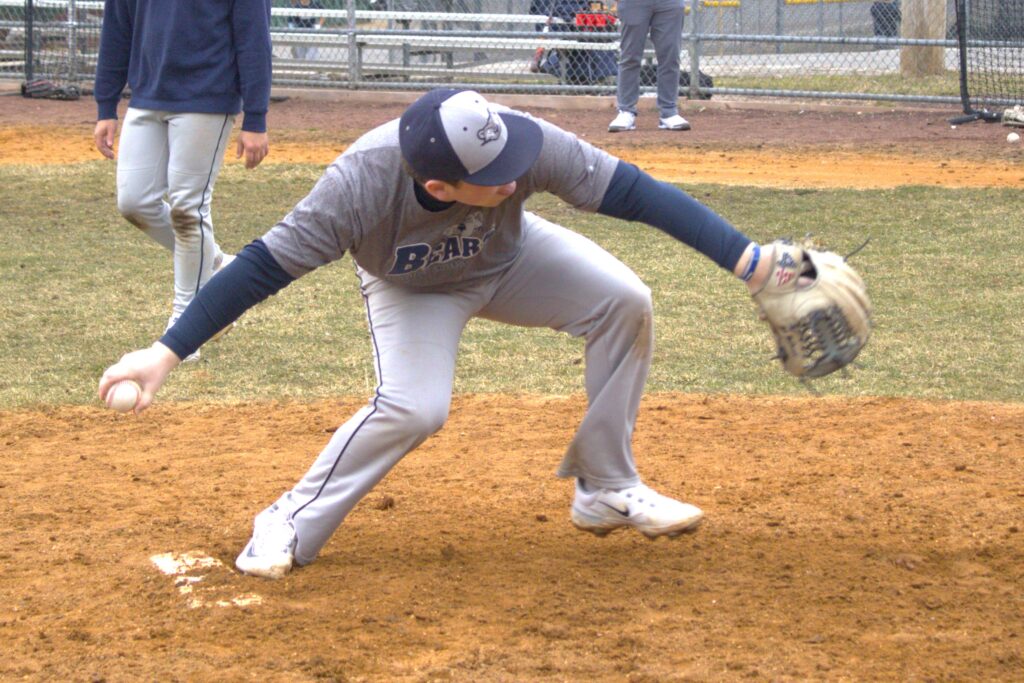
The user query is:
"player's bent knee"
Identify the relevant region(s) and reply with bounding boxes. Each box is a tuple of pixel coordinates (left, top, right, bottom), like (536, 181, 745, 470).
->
(378, 395, 450, 440)
(613, 281, 653, 320)
(116, 195, 159, 225)
(608, 283, 654, 343)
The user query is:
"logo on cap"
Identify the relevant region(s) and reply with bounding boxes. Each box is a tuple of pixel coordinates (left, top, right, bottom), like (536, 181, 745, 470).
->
(476, 111, 502, 146)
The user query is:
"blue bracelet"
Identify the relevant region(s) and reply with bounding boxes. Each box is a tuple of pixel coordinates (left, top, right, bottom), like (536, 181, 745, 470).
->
(740, 243, 761, 282)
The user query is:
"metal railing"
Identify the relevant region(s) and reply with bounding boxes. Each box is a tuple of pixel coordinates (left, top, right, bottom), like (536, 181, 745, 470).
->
(0, 0, 967, 105)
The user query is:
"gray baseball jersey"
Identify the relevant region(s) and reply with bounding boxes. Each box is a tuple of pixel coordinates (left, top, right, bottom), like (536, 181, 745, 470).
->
(261, 109, 618, 288)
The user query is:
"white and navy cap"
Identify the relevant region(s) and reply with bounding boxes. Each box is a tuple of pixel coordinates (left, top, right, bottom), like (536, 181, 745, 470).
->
(399, 89, 543, 186)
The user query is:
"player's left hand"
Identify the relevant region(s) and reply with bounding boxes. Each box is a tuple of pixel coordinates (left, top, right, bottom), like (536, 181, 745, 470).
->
(94, 119, 118, 160)
(98, 342, 182, 414)
(237, 131, 269, 169)
(751, 239, 872, 379)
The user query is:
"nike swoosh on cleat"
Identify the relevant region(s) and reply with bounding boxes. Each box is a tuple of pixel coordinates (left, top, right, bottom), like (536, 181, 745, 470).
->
(599, 501, 630, 517)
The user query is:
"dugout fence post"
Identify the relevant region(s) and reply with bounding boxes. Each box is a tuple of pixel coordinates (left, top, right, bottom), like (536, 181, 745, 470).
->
(687, 0, 703, 100)
(346, 0, 359, 85)
(67, 0, 79, 86)
(774, 0, 784, 54)
(24, 0, 35, 83)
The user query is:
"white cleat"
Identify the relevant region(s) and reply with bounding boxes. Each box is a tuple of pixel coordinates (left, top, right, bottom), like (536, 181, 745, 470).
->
(608, 110, 637, 132)
(571, 481, 703, 539)
(235, 505, 296, 580)
(658, 114, 691, 131)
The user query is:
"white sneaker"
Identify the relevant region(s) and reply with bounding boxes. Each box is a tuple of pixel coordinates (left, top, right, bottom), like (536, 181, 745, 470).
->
(207, 253, 237, 342)
(571, 481, 703, 539)
(608, 110, 637, 132)
(658, 114, 691, 131)
(235, 505, 296, 580)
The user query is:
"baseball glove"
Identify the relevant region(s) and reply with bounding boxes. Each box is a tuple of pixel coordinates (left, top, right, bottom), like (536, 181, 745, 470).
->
(1003, 105, 1024, 128)
(20, 79, 80, 101)
(751, 239, 871, 379)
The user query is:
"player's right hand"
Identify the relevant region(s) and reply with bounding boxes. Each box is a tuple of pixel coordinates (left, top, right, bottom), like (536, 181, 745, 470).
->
(94, 119, 118, 159)
(98, 342, 182, 414)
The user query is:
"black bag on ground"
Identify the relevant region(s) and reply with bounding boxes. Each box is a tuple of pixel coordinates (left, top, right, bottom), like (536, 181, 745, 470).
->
(21, 79, 81, 100)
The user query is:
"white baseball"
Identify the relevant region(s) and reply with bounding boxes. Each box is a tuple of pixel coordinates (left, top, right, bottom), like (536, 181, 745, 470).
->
(1008, 132, 1021, 143)
(108, 380, 141, 413)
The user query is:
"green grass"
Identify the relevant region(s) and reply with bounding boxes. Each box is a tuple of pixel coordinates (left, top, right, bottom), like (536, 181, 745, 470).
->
(1, 162, 1021, 408)
(714, 71, 962, 99)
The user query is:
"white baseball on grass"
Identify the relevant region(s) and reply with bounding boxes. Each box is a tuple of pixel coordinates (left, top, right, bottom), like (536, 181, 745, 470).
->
(1008, 132, 1021, 143)
(108, 380, 141, 413)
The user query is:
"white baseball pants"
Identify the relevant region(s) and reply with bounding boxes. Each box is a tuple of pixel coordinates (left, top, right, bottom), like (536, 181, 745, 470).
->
(272, 213, 655, 565)
(115, 108, 235, 319)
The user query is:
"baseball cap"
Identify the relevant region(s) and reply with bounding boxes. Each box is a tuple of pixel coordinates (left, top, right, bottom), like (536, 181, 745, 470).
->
(399, 89, 543, 186)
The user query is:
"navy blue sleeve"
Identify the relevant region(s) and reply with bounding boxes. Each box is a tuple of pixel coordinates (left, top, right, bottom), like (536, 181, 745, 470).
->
(597, 160, 752, 271)
(232, 0, 273, 132)
(160, 239, 295, 361)
(94, 0, 131, 120)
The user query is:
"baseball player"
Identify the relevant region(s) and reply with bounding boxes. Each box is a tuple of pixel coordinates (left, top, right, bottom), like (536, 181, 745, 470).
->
(99, 89, 781, 580)
(609, 0, 691, 132)
(92, 0, 273, 360)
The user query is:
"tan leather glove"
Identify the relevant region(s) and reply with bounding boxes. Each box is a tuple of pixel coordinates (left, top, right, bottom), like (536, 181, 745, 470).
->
(752, 240, 872, 378)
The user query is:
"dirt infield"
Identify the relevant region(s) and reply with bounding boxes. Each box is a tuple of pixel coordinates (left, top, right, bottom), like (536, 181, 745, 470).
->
(2, 94, 1022, 188)
(4, 396, 1023, 681)
(2, 92, 1024, 681)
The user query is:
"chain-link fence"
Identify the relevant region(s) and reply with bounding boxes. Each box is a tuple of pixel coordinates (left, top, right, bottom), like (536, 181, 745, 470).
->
(1, 0, 1016, 106)
(0, 0, 102, 96)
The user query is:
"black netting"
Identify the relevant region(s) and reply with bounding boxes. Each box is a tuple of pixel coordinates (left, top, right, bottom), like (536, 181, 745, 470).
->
(955, 0, 1024, 114)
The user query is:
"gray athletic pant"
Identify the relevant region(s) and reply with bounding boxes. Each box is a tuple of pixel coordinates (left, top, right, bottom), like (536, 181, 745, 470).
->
(116, 108, 234, 320)
(615, 0, 686, 118)
(274, 213, 654, 565)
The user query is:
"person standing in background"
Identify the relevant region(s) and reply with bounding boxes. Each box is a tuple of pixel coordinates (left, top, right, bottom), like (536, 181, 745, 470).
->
(609, 0, 691, 132)
(289, 0, 326, 62)
(92, 0, 273, 360)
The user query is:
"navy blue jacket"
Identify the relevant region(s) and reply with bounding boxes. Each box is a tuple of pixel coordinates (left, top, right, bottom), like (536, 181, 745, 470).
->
(94, 0, 272, 132)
